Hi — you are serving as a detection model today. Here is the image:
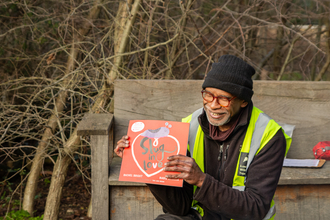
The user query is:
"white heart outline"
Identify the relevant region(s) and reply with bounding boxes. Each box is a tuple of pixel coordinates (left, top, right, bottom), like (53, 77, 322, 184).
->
(131, 134, 180, 177)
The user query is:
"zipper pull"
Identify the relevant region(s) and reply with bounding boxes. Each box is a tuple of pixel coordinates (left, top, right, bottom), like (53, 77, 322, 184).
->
(218, 144, 223, 161)
(224, 145, 229, 160)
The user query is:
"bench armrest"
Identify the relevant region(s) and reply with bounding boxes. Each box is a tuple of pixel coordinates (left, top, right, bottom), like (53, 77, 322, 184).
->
(77, 113, 114, 220)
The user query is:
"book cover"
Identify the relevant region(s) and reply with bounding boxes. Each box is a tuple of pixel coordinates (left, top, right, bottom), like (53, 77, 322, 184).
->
(118, 120, 189, 187)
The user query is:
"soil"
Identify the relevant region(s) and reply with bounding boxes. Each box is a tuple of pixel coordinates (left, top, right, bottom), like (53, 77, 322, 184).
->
(0, 163, 92, 220)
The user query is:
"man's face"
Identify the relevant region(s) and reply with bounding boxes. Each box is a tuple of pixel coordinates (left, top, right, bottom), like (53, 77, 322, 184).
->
(203, 87, 248, 131)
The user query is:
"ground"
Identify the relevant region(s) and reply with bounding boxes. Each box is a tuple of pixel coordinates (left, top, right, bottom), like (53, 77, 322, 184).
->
(0, 163, 92, 219)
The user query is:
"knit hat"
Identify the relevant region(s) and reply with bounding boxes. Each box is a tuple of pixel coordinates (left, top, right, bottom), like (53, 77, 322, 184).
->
(202, 55, 255, 102)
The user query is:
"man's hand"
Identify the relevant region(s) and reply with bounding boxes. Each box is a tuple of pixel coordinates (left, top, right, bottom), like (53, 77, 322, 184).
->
(114, 135, 130, 158)
(164, 154, 206, 188)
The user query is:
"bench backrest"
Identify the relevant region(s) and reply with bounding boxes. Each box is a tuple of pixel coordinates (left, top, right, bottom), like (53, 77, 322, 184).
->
(114, 80, 330, 159)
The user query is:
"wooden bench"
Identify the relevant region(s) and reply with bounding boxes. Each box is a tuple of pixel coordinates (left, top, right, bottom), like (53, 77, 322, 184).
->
(77, 80, 330, 220)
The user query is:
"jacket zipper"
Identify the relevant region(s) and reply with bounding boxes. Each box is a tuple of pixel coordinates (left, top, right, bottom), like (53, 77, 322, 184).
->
(218, 144, 223, 161)
(224, 144, 229, 160)
(217, 144, 223, 180)
(218, 144, 230, 180)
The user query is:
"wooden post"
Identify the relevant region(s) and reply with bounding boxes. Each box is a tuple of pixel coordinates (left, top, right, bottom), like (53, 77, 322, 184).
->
(77, 113, 114, 220)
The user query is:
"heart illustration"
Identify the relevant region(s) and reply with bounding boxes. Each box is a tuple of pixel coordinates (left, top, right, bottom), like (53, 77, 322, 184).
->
(131, 131, 180, 178)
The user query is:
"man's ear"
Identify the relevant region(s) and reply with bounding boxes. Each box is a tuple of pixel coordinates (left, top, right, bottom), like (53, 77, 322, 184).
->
(240, 100, 248, 108)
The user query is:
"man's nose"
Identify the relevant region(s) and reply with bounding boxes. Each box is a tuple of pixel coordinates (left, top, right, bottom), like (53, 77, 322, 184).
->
(210, 98, 221, 108)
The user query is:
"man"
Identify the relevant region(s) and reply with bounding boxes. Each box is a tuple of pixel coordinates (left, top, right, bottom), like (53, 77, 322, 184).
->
(115, 55, 291, 220)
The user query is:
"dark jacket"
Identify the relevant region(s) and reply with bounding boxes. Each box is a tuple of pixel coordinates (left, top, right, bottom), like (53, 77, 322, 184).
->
(148, 103, 286, 220)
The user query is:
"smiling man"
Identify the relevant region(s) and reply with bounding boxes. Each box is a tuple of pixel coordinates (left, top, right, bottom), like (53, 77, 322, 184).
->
(115, 55, 291, 220)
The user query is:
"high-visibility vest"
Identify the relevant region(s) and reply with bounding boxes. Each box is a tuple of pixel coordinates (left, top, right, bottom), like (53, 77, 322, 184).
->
(182, 107, 291, 219)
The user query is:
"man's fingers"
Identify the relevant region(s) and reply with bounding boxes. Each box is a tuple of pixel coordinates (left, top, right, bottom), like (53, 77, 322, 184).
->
(165, 159, 193, 167)
(118, 141, 129, 148)
(114, 143, 129, 153)
(116, 135, 129, 144)
(117, 139, 129, 147)
(116, 136, 130, 148)
(164, 165, 190, 173)
(114, 135, 130, 158)
(165, 173, 187, 179)
(167, 154, 188, 161)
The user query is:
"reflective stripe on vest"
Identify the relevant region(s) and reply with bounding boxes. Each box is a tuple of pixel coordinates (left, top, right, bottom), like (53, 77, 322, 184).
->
(233, 111, 272, 191)
(187, 108, 203, 157)
(182, 107, 291, 220)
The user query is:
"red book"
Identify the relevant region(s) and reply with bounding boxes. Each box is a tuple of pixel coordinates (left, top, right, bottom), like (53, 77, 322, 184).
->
(119, 120, 189, 187)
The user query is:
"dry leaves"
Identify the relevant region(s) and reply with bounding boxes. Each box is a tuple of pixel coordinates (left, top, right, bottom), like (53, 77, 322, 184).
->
(46, 53, 56, 65)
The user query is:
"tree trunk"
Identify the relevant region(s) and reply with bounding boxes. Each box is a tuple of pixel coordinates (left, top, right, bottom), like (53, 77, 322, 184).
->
(246, 2, 264, 58)
(311, 16, 323, 80)
(273, 25, 284, 79)
(22, 91, 68, 215)
(143, 0, 161, 79)
(277, 36, 300, 81)
(165, 0, 192, 79)
(42, 150, 76, 219)
(87, 200, 92, 217)
(315, 14, 330, 81)
(114, 0, 134, 54)
(273, 2, 290, 79)
(22, 0, 104, 216)
(109, 0, 141, 83)
(43, 1, 141, 219)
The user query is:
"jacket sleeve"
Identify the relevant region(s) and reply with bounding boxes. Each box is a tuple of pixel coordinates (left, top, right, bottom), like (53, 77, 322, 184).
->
(147, 180, 193, 216)
(193, 130, 286, 220)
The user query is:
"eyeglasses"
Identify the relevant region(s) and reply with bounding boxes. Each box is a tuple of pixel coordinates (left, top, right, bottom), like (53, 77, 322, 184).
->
(201, 90, 236, 107)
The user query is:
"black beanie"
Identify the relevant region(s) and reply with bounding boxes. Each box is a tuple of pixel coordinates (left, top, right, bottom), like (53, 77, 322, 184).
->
(202, 55, 255, 102)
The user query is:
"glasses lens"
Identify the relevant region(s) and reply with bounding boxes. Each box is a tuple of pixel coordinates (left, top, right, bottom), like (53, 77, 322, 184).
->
(202, 91, 214, 102)
(217, 97, 229, 107)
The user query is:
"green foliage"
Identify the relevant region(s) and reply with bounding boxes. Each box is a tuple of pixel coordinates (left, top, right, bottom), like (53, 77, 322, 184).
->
(37, 37, 47, 45)
(44, 178, 51, 186)
(12, 199, 20, 208)
(9, 4, 18, 12)
(269, 72, 303, 80)
(1, 180, 23, 209)
(0, 4, 15, 16)
(0, 47, 4, 56)
(0, 210, 43, 220)
(280, 72, 303, 80)
(1, 191, 8, 207)
(20, 169, 27, 176)
(1, 191, 20, 209)
(34, 193, 41, 200)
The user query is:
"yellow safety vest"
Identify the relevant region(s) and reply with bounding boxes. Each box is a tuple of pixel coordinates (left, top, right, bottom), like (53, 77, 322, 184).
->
(182, 107, 291, 219)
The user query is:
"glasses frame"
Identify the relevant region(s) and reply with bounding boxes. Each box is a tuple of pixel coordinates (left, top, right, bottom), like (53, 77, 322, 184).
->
(201, 90, 236, 107)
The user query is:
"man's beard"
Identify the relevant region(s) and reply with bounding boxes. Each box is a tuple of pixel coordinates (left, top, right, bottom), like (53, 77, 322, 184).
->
(204, 106, 231, 126)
